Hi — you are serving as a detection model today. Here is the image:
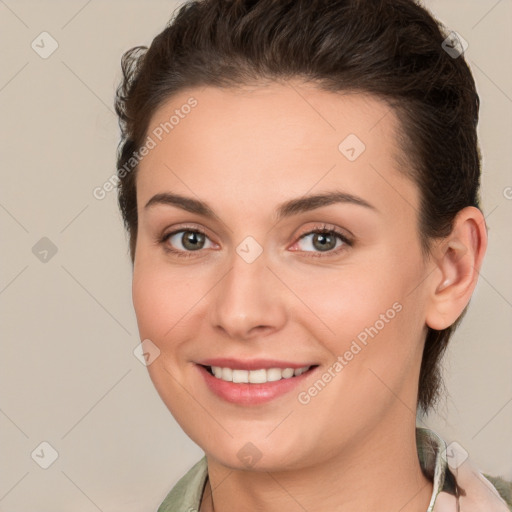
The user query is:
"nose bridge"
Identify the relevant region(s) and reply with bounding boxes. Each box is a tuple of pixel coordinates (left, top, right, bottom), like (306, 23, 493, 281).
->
(210, 243, 286, 339)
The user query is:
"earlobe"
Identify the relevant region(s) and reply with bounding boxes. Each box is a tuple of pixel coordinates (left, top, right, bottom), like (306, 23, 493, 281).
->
(425, 207, 487, 331)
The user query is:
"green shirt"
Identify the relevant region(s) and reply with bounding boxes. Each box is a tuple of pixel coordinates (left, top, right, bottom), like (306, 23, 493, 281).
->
(157, 428, 512, 511)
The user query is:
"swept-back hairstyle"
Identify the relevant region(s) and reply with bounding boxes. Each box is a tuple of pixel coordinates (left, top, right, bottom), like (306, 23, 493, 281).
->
(115, 0, 481, 413)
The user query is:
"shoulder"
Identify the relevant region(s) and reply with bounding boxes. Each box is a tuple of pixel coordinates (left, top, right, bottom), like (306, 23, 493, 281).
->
(483, 474, 512, 511)
(157, 456, 208, 512)
(416, 428, 512, 511)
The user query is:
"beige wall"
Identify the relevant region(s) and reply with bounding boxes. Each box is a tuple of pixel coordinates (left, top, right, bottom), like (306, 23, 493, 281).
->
(1, 1, 510, 510)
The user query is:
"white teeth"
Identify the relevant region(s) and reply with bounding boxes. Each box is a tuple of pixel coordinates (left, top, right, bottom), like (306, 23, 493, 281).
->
(210, 365, 310, 383)
(281, 368, 294, 378)
(232, 369, 249, 383)
(266, 368, 283, 382)
(248, 369, 267, 384)
(222, 367, 233, 381)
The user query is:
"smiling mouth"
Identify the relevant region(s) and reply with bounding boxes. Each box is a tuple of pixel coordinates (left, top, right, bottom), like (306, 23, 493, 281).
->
(202, 365, 318, 384)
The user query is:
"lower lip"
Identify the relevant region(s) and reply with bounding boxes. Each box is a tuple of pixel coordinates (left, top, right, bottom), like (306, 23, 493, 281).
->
(197, 365, 316, 405)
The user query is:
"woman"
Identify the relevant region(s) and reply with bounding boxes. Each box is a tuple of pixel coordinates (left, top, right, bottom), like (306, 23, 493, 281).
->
(114, 0, 511, 510)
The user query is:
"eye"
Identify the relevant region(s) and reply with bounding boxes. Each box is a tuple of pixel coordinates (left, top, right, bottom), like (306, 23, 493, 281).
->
(291, 225, 352, 257)
(160, 227, 216, 257)
(158, 223, 352, 258)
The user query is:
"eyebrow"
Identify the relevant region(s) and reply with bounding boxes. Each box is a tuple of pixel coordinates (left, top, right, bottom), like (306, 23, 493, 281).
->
(144, 190, 377, 220)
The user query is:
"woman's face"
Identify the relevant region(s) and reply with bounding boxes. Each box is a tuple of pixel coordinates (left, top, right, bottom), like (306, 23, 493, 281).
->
(133, 82, 433, 470)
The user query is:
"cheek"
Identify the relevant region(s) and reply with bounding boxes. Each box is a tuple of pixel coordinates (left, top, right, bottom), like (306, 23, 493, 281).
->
(132, 257, 215, 353)
(286, 247, 425, 374)
(132, 262, 185, 342)
(287, 262, 404, 345)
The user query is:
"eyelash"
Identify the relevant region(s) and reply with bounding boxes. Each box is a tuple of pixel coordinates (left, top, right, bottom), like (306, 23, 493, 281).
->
(158, 223, 353, 259)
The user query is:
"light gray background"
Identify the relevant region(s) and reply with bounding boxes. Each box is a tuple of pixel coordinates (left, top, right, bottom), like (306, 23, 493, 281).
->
(0, 0, 511, 510)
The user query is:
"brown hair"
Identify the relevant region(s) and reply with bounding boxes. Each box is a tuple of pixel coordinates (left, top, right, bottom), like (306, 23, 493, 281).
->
(115, 0, 481, 414)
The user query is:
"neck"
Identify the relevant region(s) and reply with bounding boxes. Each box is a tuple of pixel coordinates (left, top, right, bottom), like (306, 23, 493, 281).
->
(201, 415, 433, 512)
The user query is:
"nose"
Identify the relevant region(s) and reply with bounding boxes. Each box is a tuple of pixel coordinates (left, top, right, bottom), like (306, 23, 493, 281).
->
(209, 250, 288, 341)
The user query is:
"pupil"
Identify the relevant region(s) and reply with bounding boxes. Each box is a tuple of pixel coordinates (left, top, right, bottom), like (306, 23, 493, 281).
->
(315, 233, 334, 251)
(184, 231, 204, 251)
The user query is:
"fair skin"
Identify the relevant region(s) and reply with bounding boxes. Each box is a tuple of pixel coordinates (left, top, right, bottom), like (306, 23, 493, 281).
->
(132, 82, 487, 512)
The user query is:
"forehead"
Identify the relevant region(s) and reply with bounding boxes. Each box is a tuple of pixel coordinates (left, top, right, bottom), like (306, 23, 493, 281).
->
(136, 82, 419, 219)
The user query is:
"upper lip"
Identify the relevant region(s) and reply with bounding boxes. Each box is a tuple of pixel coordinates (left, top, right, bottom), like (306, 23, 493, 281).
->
(197, 358, 316, 371)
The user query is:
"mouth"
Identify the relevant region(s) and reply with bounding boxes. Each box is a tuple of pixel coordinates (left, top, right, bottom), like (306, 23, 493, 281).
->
(196, 361, 319, 405)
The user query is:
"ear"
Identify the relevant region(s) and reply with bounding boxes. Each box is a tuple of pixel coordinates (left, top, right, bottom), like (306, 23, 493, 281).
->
(425, 206, 488, 331)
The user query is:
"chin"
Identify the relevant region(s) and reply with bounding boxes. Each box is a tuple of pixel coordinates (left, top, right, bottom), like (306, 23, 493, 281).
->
(196, 430, 312, 473)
